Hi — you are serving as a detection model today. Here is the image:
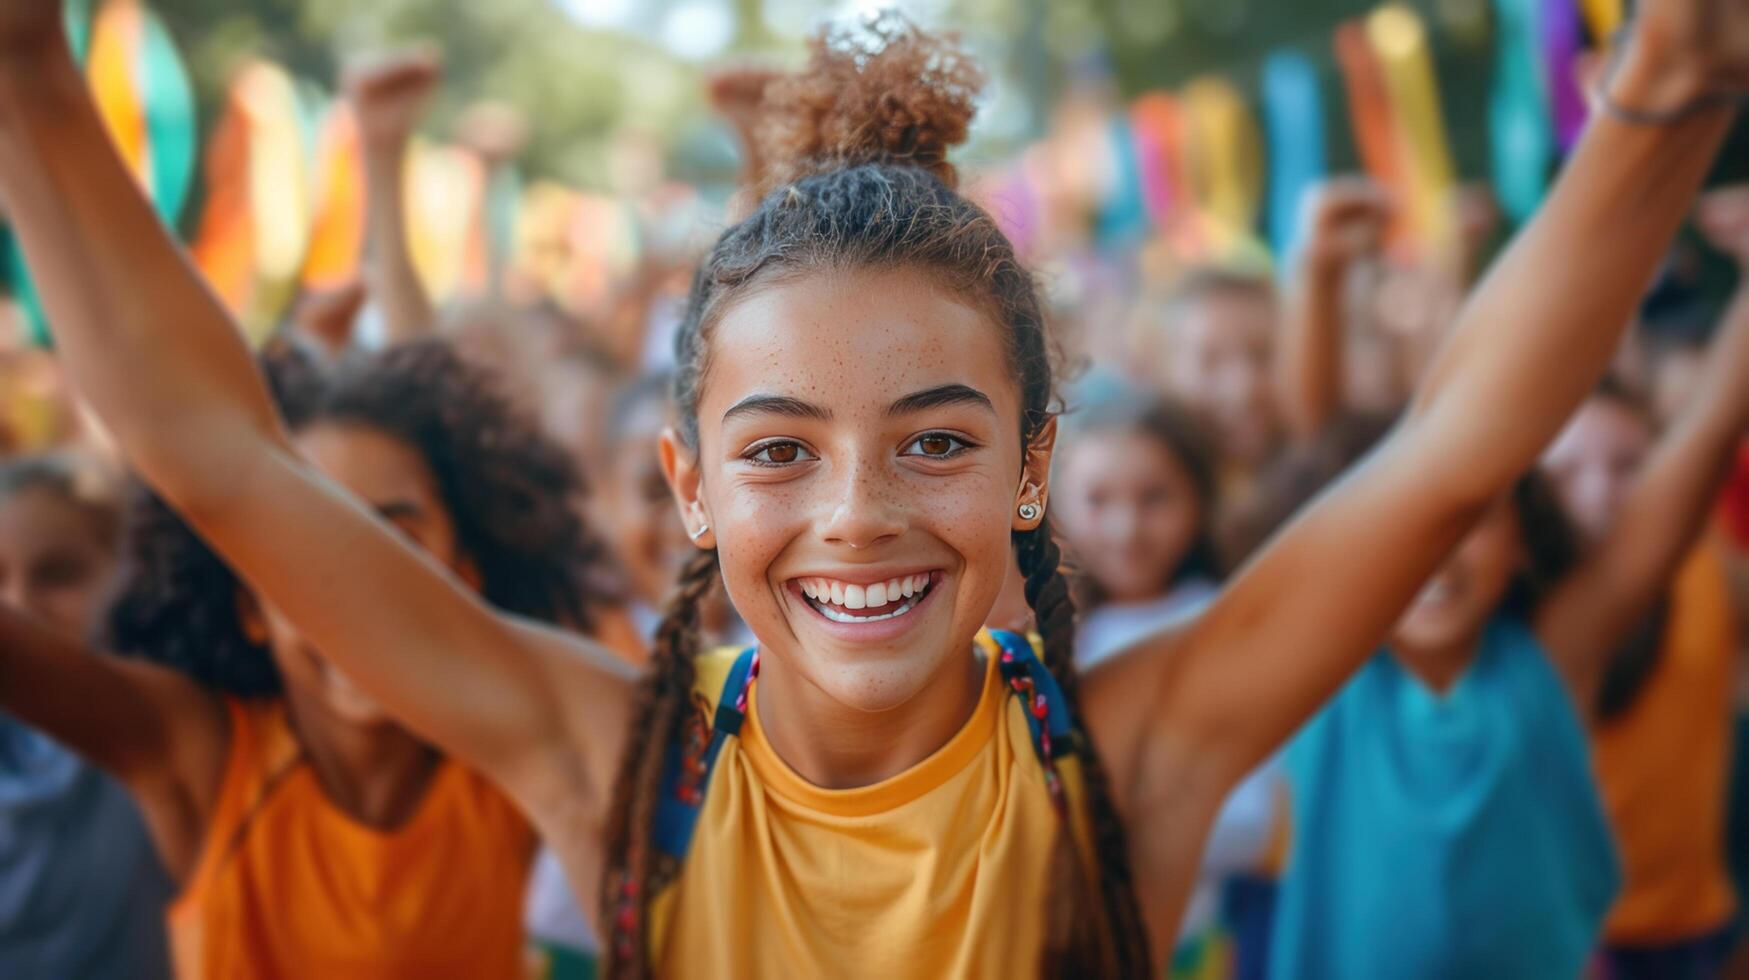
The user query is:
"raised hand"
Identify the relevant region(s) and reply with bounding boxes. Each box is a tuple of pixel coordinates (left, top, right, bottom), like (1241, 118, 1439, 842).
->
(1698, 184, 1749, 265)
(1297, 178, 1392, 279)
(1606, 0, 1749, 115)
(345, 48, 442, 152)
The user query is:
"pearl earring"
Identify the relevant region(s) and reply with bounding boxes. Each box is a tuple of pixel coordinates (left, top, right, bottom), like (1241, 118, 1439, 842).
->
(1017, 502, 1041, 521)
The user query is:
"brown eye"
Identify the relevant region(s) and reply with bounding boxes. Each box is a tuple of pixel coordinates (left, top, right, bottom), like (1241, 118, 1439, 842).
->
(746, 441, 815, 466)
(905, 432, 972, 458)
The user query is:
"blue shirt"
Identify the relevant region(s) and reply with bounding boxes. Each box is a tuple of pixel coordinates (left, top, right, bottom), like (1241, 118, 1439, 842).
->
(0, 716, 172, 979)
(1272, 617, 1620, 979)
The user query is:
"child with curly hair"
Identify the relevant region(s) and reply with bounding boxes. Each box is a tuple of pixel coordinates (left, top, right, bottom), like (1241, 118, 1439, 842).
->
(0, 341, 623, 978)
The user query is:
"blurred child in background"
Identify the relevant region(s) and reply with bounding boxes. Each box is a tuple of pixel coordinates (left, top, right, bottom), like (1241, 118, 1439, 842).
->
(0, 454, 172, 979)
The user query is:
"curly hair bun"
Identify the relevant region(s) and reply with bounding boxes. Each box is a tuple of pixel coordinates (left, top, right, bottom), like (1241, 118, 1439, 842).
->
(755, 12, 984, 195)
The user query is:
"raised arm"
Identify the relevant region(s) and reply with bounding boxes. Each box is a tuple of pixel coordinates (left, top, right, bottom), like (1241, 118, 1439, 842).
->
(0, 11, 634, 821)
(1087, 2, 1745, 808)
(0, 601, 225, 877)
(1538, 198, 1749, 707)
(1273, 178, 1391, 441)
(347, 50, 440, 345)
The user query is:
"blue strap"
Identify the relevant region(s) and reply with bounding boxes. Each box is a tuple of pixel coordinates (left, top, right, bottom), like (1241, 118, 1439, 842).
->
(651, 646, 757, 862)
(987, 629, 1080, 759)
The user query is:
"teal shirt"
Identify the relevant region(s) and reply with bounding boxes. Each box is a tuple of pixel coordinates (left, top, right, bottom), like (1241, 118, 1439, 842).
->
(1272, 617, 1619, 979)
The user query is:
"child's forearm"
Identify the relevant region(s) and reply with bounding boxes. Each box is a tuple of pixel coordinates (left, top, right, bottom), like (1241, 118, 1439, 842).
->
(362, 139, 437, 345)
(1406, 45, 1733, 508)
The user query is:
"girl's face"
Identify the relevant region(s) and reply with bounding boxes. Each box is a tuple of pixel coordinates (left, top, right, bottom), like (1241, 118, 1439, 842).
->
(0, 486, 115, 637)
(1054, 432, 1204, 603)
(663, 265, 1048, 714)
(243, 423, 471, 728)
(1391, 498, 1523, 655)
(1160, 291, 1279, 468)
(600, 398, 694, 609)
(1541, 397, 1654, 543)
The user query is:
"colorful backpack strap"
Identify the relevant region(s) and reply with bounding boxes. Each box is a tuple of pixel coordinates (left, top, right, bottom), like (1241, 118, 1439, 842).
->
(651, 646, 760, 863)
(988, 629, 1081, 754)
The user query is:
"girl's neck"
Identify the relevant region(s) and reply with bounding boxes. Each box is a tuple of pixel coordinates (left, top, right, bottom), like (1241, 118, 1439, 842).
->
(281, 690, 441, 830)
(1391, 627, 1488, 695)
(755, 645, 985, 789)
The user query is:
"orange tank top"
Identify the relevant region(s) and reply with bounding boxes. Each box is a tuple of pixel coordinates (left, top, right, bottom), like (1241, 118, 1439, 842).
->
(1593, 545, 1739, 944)
(168, 699, 535, 979)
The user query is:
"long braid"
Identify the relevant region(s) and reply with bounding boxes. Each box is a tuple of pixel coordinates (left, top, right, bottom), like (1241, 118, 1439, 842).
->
(1016, 522, 1154, 979)
(600, 548, 720, 979)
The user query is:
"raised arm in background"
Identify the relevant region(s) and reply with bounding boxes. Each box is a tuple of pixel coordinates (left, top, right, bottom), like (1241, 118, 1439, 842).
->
(1537, 191, 1749, 709)
(0, 601, 225, 879)
(0, 7, 637, 872)
(1273, 177, 1391, 441)
(348, 49, 440, 345)
(1082, 0, 1747, 946)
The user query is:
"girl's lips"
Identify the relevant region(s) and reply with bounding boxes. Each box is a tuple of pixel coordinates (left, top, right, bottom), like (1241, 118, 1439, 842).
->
(786, 570, 946, 642)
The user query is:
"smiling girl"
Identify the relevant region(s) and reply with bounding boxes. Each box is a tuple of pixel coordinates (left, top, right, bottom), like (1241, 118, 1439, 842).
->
(1, 3, 1744, 977)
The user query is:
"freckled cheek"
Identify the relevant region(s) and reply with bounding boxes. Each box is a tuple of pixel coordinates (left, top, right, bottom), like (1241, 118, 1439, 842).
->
(711, 484, 813, 606)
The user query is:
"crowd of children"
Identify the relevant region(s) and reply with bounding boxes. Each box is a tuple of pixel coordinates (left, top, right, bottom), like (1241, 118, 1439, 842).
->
(1, 0, 1748, 977)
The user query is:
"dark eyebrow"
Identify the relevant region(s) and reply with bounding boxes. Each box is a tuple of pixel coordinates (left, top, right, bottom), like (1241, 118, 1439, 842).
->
(887, 383, 995, 417)
(722, 394, 832, 425)
(372, 500, 424, 524)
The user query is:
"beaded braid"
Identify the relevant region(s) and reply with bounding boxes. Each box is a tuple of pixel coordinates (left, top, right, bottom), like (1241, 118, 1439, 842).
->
(600, 547, 720, 979)
(1016, 522, 1155, 979)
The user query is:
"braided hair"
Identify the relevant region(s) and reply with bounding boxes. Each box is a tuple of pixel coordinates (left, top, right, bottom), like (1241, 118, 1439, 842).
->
(598, 14, 1151, 977)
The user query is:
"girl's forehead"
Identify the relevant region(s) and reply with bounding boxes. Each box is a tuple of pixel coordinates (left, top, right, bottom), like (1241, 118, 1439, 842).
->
(699, 267, 1021, 420)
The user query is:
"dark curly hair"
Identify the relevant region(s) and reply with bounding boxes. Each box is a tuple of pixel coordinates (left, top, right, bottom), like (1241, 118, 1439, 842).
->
(600, 15, 1152, 979)
(100, 338, 616, 696)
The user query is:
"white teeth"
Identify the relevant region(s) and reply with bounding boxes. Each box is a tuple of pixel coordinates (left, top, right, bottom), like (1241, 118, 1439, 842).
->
(816, 596, 917, 623)
(796, 573, 935, 620)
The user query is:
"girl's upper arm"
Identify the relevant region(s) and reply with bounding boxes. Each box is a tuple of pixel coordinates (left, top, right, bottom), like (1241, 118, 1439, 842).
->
(0, 36, 636, 816)
(203, 444, 636, 809)
(0, 602, 228, 833)
(1086, 93, 1736, 802)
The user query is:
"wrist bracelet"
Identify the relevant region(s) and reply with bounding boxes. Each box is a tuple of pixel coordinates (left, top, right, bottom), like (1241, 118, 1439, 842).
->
(1591, 28, 1747, 126)
(1592, 85, 1745, 126)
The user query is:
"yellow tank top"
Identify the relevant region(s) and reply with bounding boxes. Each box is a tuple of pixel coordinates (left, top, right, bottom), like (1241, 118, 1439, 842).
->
(1594, 545, 1739, 944)
(168, 699, 535, 979)
(648, 630, 1087, 978)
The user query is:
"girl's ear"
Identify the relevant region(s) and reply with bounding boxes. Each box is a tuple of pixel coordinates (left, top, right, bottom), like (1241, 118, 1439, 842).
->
(659, 425, 715, 549)
(234, 588, 270, 646)
(1015, 416, 1058, 532)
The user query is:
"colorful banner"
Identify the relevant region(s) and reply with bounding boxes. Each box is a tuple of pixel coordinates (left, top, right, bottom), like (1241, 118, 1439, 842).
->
(7, 0, 195, 347)
(300, 103, 367, 290)
(1490, 0, 1554, 222)
(1181, 75, 1266, 259)
(1262, 50, 1327, 256)
(1540, 0, 1588, 150)
(1367, 4, 1457, 256)
(189, 60, 312, 342)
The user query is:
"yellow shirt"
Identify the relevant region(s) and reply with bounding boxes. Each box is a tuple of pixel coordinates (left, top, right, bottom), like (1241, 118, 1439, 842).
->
(169, 699, 535, 979)
(650, 631, 1076, 978)
(1594, 546, 1739, 945)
